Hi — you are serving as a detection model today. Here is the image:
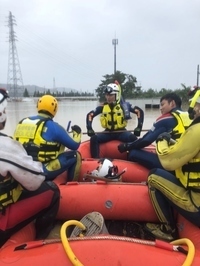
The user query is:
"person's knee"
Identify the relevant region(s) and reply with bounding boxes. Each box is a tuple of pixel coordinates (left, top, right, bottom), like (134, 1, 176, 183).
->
(46, 181, 59, 192)
(127, 150, 136, 161)
(147, 168, 159, 186)
(76, 151, 82, 165)
(148, 168, 157, 176)
(90, 134, 98, 142)
(72, 151, 82, 181)
(129, 134, 137, 142)
(46, 181, 60, 202)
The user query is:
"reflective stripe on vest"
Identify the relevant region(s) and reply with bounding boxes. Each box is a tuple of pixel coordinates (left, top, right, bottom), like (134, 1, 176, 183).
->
(14, 117, 61, 163)
(100, 103, 127, 130)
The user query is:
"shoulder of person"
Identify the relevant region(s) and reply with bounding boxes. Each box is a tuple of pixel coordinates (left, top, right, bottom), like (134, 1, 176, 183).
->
(156, 113, 173, 122)
(87, 105, 103, 115)
(0, 136, 27, 154)
(95, 105, 104, 112)
(0, 132, 8, 137)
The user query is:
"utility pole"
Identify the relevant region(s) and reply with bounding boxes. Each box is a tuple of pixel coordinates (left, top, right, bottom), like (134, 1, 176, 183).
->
(112, 38, 118, 74)
(7, 11, 24, 98)
(197, 64, 199, 87)
(53, 77, 56, 89)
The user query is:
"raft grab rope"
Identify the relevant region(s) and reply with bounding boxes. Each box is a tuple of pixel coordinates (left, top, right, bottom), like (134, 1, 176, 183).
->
(60, 220, 195, 266)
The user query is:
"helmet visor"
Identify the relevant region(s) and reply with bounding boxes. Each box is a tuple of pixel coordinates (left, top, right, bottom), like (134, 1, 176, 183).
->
(104, 86, 116, 94)
(108, 165, 118, 177)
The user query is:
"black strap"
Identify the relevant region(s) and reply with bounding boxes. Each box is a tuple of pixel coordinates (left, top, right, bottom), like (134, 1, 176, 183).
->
(0, 178, 18, 194)
(182, 162, 200, 173)
(0, 158, 46, 176)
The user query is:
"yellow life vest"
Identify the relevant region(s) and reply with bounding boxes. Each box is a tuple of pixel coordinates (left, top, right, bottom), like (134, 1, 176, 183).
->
(171, 110, 192, 141)
(175, 118, 200, 188)
(0, 174, 22, 212)
(158, 116, 200, 188)
(175, 157, 200, 188)
(100, 103, 127, 130)
(14, 118, 64, 163)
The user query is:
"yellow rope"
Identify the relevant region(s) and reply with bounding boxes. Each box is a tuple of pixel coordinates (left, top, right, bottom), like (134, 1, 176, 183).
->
(171, 238, 195, 266)
(60, 220, 85, 266)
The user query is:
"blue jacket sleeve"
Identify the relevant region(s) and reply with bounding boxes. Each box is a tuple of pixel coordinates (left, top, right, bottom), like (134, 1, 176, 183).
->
(129, 113, 177, 149)
(86, 105, 103, 129)
(42, 120, 80, 150)
(129, 104, 144, 129)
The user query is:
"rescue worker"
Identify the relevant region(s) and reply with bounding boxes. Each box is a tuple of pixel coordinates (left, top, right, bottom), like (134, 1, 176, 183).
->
(86, 82, 144, 158)
(145, 89, 200, 241)
(118, 93, 192, 169)
(13, 95, 82, 182)
(0, 88, 60, 247)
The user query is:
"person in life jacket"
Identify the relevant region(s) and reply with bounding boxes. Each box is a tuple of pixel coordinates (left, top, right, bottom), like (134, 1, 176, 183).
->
(86, 82, 144, 158)
(13, 95, 82, 182)
(144, 89, 200, 242)
(0, 88, 60, 247)
(118, 93, 192, 169)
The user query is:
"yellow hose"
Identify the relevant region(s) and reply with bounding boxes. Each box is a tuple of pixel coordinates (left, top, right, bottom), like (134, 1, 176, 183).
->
(60, 220, 195, 266)
(60, 220, 86, 266)
(171, 238, 195, 266)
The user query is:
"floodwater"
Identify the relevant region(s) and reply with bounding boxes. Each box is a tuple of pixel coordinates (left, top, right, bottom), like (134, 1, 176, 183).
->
(4, 99, 161, 141)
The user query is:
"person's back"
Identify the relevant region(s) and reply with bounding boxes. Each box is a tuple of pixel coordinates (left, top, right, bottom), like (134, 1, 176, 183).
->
(86, 81, 144, 158)
(13, 95, 82, 182)
(118, 93, 192, 169)
(0, 88, 60, 247)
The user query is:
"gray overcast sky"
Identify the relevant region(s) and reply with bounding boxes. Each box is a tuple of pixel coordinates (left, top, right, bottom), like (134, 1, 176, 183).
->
(0, 0, 200, 92)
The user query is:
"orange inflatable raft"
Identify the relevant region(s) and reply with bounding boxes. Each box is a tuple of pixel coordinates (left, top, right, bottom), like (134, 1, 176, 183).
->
(78, 139, 155, 160)
(55, 157, 150, 183)
(1, 176, 200, 266)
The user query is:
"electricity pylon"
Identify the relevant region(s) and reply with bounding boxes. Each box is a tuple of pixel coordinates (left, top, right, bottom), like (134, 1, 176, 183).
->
(7, 11, 24, 98)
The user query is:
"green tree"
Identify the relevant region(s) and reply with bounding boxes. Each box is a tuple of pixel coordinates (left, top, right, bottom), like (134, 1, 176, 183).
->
(96, 71, 139, 101)
(23, 88, 29, 97)
(142, 88, 157, 98)
(175, 84, 191, 103)
(45, 89, 51, 95)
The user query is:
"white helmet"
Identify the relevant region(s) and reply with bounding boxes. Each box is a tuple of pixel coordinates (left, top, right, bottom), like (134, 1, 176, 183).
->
(0, 88, 9, 123)
(104, 83, 120, 102)
(91, 158, 118, 178)
(188, 85, 199, 97)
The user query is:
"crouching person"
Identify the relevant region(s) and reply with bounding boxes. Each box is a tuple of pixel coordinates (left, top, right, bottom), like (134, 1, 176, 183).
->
(145, 89, 200, 241)
(13, 95, 82, 182)
(0, 88, 60, 247)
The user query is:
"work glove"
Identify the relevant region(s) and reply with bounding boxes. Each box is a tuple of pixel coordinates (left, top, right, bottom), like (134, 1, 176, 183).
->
(118, 143, 129, 153)
(71, 125, 82, 134)
(156, 132, 171, 144)
(87, 128, 95, 137)
(133, 127, 142, 137)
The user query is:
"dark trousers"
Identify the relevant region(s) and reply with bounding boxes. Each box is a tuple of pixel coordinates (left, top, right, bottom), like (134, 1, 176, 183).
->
(90, 131, 137, 158)
(148, 168, 200, 232)
(128, 149, 163, 169)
